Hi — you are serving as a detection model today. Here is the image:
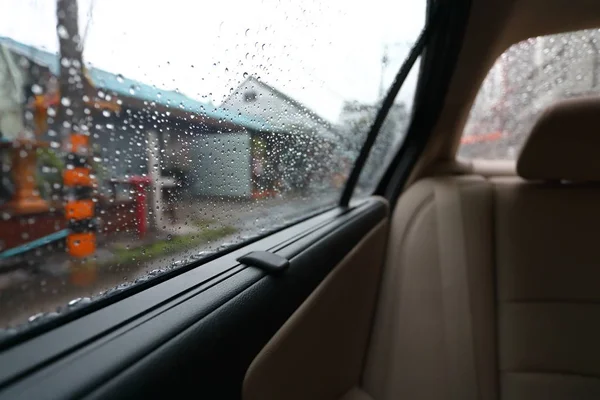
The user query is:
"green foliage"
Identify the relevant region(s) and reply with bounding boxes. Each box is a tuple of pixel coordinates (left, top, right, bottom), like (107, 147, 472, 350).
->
(37, 148, 65, 170)
(35, 148, 65, 198)
(192, 217, 216, 228)
(34, 148, 108, 198)
(112, 225, 237, 265)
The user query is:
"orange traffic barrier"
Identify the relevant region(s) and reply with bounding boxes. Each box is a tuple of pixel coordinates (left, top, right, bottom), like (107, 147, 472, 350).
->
(67, 232, 96, 258)
(64, 130, 97, 259)
(69, 134, 90, 153)
(65, 199, 94, 220)
(64, 167, 92, 187)
(460, 131, 503, 144)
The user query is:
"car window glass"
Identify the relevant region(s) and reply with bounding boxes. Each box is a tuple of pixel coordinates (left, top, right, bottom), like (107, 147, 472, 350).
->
(0, 0, 425, 336)
(459, 29, 600, 159)
(354, 58, 421, 198)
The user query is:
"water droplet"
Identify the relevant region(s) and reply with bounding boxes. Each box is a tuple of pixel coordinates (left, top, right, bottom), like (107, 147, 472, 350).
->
(57, 25, 69, 39)
(28, 313, 44, 323)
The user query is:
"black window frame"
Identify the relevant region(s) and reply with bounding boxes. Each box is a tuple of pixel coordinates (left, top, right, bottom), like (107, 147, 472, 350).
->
(0, 199, 384, 397)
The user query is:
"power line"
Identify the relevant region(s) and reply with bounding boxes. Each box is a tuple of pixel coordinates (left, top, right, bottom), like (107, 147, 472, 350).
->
(79, 0, 95, 52)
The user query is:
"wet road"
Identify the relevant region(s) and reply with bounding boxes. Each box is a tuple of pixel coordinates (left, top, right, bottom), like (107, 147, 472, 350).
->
(0, 193, 338, 329)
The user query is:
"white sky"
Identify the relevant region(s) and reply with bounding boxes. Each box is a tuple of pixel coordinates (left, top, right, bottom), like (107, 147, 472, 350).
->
(0, 0, 426, 122)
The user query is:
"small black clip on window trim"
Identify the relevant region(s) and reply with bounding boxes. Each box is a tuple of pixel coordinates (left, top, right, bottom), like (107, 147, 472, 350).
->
(237, 251, 290, 275)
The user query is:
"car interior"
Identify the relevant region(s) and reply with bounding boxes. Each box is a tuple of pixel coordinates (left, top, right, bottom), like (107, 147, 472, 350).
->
(1, 0, 599, 399)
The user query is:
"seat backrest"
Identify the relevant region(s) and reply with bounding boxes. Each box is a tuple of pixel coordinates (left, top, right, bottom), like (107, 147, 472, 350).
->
(362, 97, 600, 400)
(494, 98, 600, 399)
(362, 175, 498, 400)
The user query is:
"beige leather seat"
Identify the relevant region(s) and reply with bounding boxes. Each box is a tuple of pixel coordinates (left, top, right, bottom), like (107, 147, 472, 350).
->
(243, 98, 600, 400)
(363, 97, 600, 400)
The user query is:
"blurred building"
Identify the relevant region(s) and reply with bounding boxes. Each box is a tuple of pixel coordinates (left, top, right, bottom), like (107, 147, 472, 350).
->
(222, 76, 341, 196)
(0, 36, 276, 253)
(222, 76, 338, 142)
(0, 36, 274, 201)
(337, 100, 408, 190)
(0, 37, 346, 207)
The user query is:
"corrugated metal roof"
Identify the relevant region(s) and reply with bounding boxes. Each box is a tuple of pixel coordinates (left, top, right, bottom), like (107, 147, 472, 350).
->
(0, 36, 269, 132)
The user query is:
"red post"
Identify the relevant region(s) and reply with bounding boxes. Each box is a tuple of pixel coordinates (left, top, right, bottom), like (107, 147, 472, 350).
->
(128, 176, 151, 239)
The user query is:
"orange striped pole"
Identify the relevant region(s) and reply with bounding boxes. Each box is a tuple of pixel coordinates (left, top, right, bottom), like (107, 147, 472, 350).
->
(64, 150, 96, 258)
(57, 0, 97, 261)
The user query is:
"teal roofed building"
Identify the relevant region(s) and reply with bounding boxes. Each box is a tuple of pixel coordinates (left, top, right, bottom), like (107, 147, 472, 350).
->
(0, 36, 344, 203)
(0, 36, 269, 132)
(0, 36, 280, 200)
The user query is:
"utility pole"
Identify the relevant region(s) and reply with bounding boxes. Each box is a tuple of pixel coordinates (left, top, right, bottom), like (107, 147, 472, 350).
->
(378, 42, 411, 102)
(378, 45, 389, 101)
(57, 0, 87, 135)
(588, 38, 599, 89)
(57, 0, 97, 263)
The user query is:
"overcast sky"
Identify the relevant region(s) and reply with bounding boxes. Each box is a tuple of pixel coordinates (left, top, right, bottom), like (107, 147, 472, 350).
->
(0, 0, 425, 122)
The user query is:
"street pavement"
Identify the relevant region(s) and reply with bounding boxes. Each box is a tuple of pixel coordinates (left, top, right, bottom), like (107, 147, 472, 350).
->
(0, 192, 338, 329)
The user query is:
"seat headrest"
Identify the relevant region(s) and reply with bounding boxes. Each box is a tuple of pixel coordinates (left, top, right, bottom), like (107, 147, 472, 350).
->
(517, 97, 600, 182)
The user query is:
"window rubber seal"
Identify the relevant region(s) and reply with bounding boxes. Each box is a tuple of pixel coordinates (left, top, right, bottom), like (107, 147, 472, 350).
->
(375, 0, 473, 207)
(339, 2, 442, 207)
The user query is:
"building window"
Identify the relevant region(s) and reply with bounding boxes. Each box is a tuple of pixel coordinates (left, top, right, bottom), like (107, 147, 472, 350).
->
(244, 91, 257, 102)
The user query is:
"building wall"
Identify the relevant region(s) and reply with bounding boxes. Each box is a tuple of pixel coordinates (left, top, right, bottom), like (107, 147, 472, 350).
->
(94, 118, 147, 178)
(190, 132, 252, 197)
(222, 78, 337, 142)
